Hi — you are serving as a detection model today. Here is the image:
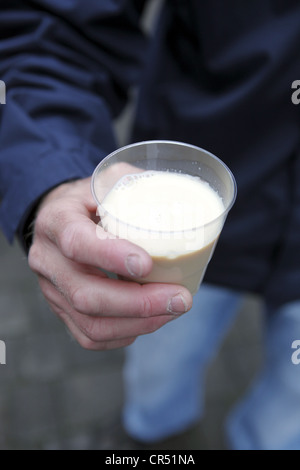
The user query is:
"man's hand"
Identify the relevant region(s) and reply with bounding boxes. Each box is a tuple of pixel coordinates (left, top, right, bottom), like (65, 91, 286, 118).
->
(28, 178, 193, 350)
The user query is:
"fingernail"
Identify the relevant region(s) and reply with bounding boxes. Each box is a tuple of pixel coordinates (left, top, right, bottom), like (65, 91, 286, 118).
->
(167, 293, 188, 315)
(125, 254, 144, 277)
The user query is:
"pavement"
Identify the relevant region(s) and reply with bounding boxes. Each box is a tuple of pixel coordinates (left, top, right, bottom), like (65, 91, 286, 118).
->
(0, 230, 263, 450)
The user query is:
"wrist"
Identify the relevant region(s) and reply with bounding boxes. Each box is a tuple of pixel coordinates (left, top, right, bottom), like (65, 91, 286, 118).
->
(18, 179, 81, 254)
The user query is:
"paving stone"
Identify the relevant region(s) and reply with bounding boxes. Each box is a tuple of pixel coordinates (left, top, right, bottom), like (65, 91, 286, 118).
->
(4, 382, 58, 449)
(55, 368, 124, 429)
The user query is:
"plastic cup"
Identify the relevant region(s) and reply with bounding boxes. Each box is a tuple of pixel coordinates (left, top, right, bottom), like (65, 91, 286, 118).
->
(91, 140, 236, 295)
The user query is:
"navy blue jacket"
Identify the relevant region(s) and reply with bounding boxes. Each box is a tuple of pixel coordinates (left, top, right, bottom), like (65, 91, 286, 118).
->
(0, 0, 300, 306)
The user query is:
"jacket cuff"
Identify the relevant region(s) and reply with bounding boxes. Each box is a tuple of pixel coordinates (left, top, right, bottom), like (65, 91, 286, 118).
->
(0, 148, 101, 244)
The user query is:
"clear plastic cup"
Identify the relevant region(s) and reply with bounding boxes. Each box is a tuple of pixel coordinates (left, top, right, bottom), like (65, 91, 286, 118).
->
(91, 140, 236, 295)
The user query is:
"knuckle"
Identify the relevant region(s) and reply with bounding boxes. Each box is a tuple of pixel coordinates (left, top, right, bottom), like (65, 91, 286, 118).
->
(77, 335, 112, 352)
(35, 203, 72, 248)
(59, 222, 79, 260)
(140, 294, 154, 317)
(82, 318, 107, 343)
(33, 206, 47, 235)
(69, 286, 90, 314)
(28, 243, 42, 273)
(77, 335, 99, 351)
(35, 204, 56, 241)
(36, 202, 76, 260)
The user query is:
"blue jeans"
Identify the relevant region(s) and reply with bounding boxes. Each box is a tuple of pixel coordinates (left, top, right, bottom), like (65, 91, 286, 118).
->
(122, 284, 300, 450)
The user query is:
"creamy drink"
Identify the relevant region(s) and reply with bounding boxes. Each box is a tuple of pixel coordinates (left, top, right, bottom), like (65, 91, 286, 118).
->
(92, 140, 236, 296)
(99, 170, 225, 294)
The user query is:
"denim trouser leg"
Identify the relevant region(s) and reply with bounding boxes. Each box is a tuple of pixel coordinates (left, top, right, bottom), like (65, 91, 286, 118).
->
(226, 300, 300, 450)
(122, 284, 243, 442)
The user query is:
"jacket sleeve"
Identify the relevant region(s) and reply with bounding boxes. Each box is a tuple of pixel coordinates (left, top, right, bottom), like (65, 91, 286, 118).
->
(0, 0, 147, 242)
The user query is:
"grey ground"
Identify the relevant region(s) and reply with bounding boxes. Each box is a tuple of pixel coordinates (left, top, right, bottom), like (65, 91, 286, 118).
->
(0, 230, 263, 450)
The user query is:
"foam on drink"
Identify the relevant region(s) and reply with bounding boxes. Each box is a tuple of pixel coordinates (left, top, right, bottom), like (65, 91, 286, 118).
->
(99, 170, 225, 294)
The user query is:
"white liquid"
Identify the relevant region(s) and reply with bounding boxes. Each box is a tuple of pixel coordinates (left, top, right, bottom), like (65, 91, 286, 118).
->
(100, 170, 225, 294)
